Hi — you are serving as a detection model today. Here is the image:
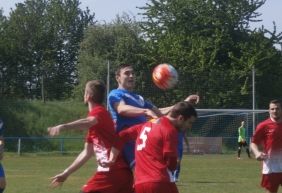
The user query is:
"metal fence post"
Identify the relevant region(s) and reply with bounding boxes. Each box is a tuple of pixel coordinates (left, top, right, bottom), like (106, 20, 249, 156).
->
(60, 138, 64, 154)
(17, 138, 21, 156)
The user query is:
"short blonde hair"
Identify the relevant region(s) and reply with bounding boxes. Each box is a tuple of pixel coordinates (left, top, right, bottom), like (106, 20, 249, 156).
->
(85, 80, 105, 104)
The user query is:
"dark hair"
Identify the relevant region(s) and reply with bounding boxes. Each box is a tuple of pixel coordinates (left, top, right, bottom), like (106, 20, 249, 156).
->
(270, 99, 282, 108)
(115, 63, 133, 76)
(86, 80, 105, 104)
(170, 101, 197, 119)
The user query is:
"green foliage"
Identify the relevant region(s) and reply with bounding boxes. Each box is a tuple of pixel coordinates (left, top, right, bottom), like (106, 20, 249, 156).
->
(141, 0, 282, 108)
(1, 0, 282, 109)
(75, 14, 146, 97)
(0, 99, 86, 137)
(0, 0, 94, 100)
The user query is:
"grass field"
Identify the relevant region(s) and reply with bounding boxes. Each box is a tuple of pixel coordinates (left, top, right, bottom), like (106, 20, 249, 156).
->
(2, 153, 280, 193)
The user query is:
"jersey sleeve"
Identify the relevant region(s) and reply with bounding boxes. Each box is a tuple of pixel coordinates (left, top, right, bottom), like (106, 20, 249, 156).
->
(144, 100, 154, 109)
(251, 123, 266, 145)
(113, 123, 142, 150)
(119, 123, 143, 141)
(108, 90, 123, 108)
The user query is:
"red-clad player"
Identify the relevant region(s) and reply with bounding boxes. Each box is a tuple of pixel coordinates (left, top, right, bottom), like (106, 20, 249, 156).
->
(48, 80, 133, 193)
(251, 99, 282, 193)
(105, 101, 197, 193)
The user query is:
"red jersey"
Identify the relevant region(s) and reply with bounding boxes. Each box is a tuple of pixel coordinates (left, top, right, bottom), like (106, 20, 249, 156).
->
(252, 118, 282, 174)
(119, 116, 178, 185)
(86, 105, 128, 172)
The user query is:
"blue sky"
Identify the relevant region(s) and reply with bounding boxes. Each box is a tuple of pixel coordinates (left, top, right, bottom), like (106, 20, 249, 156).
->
(0, 0, 281, 31)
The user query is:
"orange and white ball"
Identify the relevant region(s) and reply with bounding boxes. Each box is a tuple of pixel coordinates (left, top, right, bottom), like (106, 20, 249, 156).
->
(152, 64, 178, 90)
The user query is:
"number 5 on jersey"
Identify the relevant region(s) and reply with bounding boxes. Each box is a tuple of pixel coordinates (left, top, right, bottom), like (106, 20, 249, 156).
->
(137, 126, 151, 151)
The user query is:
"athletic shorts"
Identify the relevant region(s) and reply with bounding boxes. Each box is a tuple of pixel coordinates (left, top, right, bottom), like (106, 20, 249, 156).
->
(135, 182, 178, 193)
(81, 168, 133, 193)
(0, 164, 5, 178)
(261, 173, 282, 193)
(238, 141, 248, 148)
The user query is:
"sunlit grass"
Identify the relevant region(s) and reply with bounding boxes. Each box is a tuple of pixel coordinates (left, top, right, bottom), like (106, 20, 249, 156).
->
(3, 153, 281, 193)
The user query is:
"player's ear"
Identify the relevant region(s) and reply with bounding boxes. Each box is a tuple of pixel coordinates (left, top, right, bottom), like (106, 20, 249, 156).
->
(177, 115, 185, 122)
(115, 74, 120, 83)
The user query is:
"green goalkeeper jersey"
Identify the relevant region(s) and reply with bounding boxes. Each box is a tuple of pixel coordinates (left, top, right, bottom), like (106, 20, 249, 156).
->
(238, 126, 246, 142)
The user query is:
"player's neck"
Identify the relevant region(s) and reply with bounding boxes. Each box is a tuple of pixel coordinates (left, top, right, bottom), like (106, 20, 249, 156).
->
(88, 102, 99, 111)
(270, 117, 282, 123)
(118, 85, 133, 91)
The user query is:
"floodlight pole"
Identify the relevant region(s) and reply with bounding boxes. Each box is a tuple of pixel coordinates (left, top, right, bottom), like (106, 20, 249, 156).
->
(252, 66, 255, 134)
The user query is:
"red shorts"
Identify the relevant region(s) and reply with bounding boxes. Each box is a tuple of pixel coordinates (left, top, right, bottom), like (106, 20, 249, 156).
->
(135, 182, 178, 193)
(261, 173, 282, 193)
(82, 168, 133, 193)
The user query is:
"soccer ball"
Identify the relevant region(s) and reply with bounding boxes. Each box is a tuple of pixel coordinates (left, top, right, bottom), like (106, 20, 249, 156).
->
(152, 63, 178, 90)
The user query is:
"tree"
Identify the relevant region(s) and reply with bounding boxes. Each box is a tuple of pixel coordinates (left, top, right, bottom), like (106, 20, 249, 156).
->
(75, 14, 146, 98)
(0, 0, 94, 100)
(0, 10, 9, 97)
(140, 0, 282, 108)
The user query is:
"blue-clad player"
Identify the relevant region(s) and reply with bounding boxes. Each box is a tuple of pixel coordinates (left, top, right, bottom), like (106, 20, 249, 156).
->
(173, 131, 189, 182)
(108, 63, 199, 168)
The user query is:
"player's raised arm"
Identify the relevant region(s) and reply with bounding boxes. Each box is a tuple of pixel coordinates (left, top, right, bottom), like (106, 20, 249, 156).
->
(159, 94, 200, 115)
(47, 116, 97, 136)
(114, 100, 160, 119)
(99, 124, 142, 168)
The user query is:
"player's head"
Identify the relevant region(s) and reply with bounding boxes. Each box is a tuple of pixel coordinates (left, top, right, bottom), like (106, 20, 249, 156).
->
(241, 121, 245, 126)
(269, 99, 282, 122)
(168, 101, 197, 132)
(115, 63, 135, 91)
(84, 80, 105, 104)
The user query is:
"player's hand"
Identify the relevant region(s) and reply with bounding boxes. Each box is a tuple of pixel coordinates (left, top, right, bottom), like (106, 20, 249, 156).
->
(48, 125, 64, 136)
(185, 95, 200, 105)
(98, 147, 120, 167)
(49, 172, 68, 188)
(98, 159, 114, 168)
(255, 152, 267, 161)
(145, 109, 158, 119)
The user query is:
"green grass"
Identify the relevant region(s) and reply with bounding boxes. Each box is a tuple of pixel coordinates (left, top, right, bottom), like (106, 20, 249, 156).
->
(2, 153, 281, 193)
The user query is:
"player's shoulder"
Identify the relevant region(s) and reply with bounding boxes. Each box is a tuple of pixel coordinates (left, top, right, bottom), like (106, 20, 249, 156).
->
(257, 118, 272, 129)
(158, 117, 176, 132)
(89, 105, 106, 115)
(109, 89, 128, 96)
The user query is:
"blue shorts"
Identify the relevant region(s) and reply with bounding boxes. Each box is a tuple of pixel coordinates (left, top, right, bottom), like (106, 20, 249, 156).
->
(123, 141, 135, 169)
(0, 163, 5, 178)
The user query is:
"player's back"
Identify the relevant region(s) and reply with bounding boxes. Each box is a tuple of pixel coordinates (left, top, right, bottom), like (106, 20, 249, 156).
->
(87, 105, 128, 171)
(134, 117, 178, 185)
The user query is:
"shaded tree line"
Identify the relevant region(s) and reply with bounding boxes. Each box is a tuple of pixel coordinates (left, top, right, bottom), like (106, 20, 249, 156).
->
(1, 0, 282, 109)
(0, 0, 94, 100)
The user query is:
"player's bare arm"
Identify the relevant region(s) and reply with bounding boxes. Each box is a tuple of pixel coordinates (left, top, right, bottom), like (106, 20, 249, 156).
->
(49, 143, 93, 188)
(47, 116, 97, 136)
(159, 94, 200, 115)
(184, 94, 200, 105)
(115, 100, 159, 118)
(250, 142, 267, 161)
